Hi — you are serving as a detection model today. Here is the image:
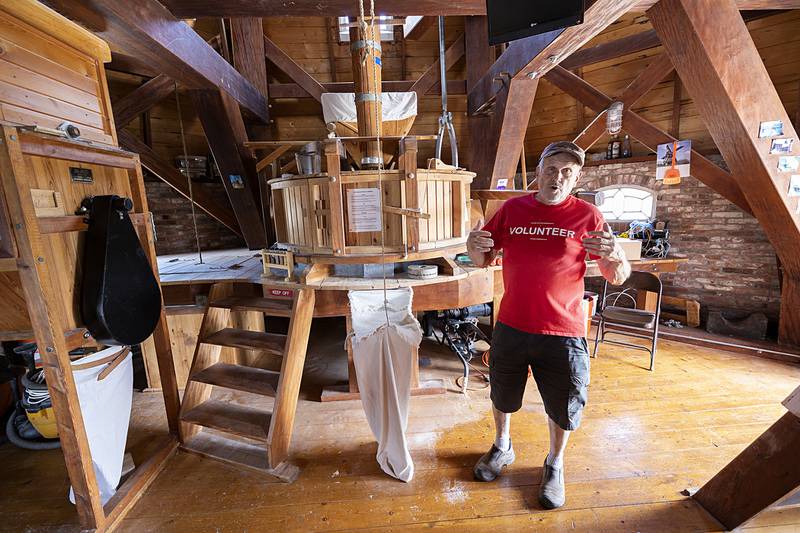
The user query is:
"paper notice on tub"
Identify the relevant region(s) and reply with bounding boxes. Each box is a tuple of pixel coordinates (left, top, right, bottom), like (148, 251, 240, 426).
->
(347, 188, 383, 233)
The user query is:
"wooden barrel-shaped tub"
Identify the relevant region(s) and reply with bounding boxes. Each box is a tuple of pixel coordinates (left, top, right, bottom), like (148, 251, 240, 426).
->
(269, 168, 475, 261)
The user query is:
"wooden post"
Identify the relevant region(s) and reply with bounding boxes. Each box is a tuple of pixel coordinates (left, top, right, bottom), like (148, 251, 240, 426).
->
(0, 126, 104, 528)
(694, 411, 800, 530)
(127, 161, 181, 435)
(400, 137, 419, 254)
(349, 18, 382, 168)
(267, 287, 315, 468)
(324, 139, 345, 255)
(649, 0, 800, 345)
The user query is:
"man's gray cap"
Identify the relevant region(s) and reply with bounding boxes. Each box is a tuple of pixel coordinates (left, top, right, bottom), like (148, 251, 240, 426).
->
(539, 141, 586, 166)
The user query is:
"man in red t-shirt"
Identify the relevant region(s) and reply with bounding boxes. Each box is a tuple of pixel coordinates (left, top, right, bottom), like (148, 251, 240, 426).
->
(469, 141, 630, 509)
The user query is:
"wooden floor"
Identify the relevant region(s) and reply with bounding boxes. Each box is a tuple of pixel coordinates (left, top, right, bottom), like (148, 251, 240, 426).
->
(3, 330, 800, 532)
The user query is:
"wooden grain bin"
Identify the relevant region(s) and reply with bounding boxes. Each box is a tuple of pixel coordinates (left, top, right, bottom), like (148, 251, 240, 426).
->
(269, 166, 475, 259)
(0, 0, 117, 146)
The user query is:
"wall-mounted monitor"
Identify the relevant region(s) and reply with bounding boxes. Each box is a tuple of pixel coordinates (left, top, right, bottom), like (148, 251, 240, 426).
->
(486, 0, 586, 46)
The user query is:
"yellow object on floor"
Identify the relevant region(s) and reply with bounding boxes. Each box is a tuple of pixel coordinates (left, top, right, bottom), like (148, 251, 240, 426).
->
(25, 407, 59, 439)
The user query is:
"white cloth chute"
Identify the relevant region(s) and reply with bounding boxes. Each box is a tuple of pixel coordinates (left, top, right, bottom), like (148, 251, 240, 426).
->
(68, 346, 133, 505)
(348, 288, 421, 482)
(321, 92, 417, 124)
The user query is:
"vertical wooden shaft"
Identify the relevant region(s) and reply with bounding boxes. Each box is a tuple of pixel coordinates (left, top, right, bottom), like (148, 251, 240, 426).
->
(400, 137, 419, 254)
(324, 139, 345, 255)
(350, 19, 382, 167)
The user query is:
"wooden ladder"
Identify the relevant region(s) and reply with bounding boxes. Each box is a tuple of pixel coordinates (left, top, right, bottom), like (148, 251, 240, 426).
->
(178, 283, 315, 482)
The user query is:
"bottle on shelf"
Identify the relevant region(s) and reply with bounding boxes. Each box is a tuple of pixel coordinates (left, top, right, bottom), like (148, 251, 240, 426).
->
(606, 137, 614, 160)
(622, 134, 632, 158)
(611, 135, 621, 159)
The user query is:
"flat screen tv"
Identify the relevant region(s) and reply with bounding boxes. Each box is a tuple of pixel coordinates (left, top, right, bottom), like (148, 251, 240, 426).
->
(486, 1, 586, 45)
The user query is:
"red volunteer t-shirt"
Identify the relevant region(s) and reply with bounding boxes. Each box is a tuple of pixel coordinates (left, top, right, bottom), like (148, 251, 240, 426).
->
(483, 193, 604, 338)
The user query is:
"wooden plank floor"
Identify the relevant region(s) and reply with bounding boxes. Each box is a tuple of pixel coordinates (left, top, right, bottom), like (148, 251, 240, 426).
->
(3, 332, 800, 531)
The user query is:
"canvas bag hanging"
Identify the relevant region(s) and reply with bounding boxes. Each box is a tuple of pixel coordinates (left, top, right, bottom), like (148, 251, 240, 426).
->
(68, 346, 134, 505)
(348, 288, 422, 482)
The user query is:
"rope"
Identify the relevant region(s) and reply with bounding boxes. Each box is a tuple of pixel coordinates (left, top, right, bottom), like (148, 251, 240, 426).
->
(358, 0, 390, 326)
(174, 82, 204, 264)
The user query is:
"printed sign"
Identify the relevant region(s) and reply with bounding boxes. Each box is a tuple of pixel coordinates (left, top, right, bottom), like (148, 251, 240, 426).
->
(770, 138, 794, 155)
(656, 140, 691, 181)
(347, 188, 382, 233)
(778, 156, 800, 173)
(70, 167, 93, 183)
(789, 175, 800, 197)
(496, 178, 509, 190)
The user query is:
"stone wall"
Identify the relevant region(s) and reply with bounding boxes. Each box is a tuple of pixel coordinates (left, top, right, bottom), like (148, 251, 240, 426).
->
(143, 173, 245, 256)
(577, 159, 782, 324)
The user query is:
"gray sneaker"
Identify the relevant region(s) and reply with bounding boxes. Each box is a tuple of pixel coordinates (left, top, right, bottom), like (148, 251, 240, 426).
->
(473, 443, 515, 482)
(538, 460, 565, 509)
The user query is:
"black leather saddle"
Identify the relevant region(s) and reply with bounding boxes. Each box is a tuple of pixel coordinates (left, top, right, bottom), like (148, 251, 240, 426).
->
(80, 195, 162, 345)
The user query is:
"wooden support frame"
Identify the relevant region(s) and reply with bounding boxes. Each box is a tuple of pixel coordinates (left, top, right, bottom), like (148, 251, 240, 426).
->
(189, 90, 267, 249)
(117, 130, 241, 235)
(410, 33, 465, 99)
(323, 139, 346, 255)
(400, 137, 419, 253)
(649, 0, 800, 345)
(47, 0, 268, 122)
(546, 66, 753, 214)
(0, 125, 180, 531)
(269, 80, 467, 98)
(113, 74, 175, 128)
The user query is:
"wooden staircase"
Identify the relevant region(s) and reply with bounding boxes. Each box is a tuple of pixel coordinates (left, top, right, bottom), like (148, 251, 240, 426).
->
(178, 283, 315, 482)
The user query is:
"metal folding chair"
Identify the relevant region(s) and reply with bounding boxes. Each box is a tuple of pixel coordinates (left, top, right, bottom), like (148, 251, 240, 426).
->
(592, 271, 662, 371)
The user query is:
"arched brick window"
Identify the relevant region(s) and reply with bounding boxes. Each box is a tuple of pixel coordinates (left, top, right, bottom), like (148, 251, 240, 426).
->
(596, 185, 656, 222)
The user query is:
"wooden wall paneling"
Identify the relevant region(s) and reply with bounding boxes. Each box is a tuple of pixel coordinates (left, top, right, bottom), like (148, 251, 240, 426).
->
(161, 0, 487, 17)
(46, 0, 269, 122)
(464, 15, 492, 172)
(188, 90, 267, 249)
(410, 33, 465, 99)
(0, 126, 104, 528)
(263, 34, 326, 102)
(649, 0, 800, 345)
(117, 129, 241, 234)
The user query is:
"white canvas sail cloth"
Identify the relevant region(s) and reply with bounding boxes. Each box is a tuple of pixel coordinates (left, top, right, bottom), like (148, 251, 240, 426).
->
(321, 92, 418, 124)
(348, 288, 422, 482)
(68, 346, 134, 505)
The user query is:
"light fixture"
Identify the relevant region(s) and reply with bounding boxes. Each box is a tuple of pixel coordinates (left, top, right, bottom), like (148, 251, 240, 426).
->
(606, 100, 624, 135)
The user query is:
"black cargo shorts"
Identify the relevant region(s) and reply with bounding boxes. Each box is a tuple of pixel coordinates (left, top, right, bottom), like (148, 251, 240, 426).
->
(489, 321, 590, 431)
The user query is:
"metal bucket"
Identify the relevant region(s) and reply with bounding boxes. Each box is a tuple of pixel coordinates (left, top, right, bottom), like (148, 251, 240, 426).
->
(295, 141, 322, 175)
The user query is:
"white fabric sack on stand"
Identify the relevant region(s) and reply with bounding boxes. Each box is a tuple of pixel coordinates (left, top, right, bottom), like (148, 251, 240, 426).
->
(348, 288, 421, 482)
(321, 92, 418, 124)
(68, 346, 134, 505)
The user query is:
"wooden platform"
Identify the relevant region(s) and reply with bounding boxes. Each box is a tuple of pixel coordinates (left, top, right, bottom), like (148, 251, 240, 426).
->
(3, 332, 800, 531)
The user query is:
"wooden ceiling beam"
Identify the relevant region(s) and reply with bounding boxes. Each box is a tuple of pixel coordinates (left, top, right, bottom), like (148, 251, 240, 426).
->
(546, 65, 752, 214)
(561, 30, 661, 71)
(573, 54, 674, 150)
(113, 75, 175, 128)
(117, 130, 241, 235)
(404, 16, 436, 40)
(47, 0, 269, 123)
(263, 35, 326, 102)
(190, 89, 268, 249)
(231, 18, 270, 105)
(268, 80, 467, 98)
(410, 33, 465, 99)
(157, 0, 800, 17)
(468, 0, 639, 115)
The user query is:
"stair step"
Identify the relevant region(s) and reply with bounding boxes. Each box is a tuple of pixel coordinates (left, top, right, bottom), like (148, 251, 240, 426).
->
(181, 400, 271, 442)
(211, 296, 294, 316)
(181, 431, 299, 482)
(203, 328, 285, 355)
(192, 363, 280, 397)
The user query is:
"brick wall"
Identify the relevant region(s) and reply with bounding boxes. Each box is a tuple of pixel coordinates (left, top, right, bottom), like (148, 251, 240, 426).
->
(578, 159, 782, 324)
(143, 173, 245, 255)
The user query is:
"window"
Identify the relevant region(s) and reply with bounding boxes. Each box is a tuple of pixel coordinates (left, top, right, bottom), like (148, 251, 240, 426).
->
(596, 185, 655, 222)
(338, 16, 395, 42)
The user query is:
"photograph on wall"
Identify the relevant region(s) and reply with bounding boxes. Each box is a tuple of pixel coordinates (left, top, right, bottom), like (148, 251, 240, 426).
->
(789, 175, 800, 197)
(656, 140, 691, 180)
(770, 138, 795, 155)
(778, 156, 800, 173)
(759, 120, 785, 138)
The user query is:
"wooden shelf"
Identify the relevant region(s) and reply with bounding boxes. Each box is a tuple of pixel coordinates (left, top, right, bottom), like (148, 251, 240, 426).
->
(180, 400, 271, 442)
(584, 155, 654, 167)
(202, 328, 285, 356)
(192, 363, 280, 397)
(211, 296, 293, 316)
